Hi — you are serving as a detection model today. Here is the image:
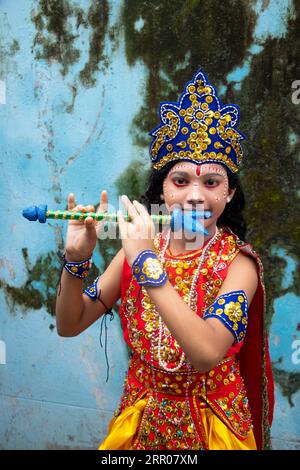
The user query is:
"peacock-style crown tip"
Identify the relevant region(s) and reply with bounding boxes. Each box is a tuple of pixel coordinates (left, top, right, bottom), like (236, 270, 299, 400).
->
(149, 69, 245, 173)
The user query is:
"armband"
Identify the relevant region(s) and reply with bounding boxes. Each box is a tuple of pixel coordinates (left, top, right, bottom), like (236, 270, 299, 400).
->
(84, 276, 100, 301)
(203, 290, 248, 343)
(132, 250, 167, 287)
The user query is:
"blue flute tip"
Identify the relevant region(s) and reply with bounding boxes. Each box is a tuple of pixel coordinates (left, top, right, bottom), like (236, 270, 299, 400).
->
(22, 205, 47, 223)
(171, 208, 212, 234)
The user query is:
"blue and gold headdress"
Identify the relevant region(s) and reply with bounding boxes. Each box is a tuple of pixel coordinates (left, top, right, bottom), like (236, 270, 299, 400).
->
(149, 69, 245, 173)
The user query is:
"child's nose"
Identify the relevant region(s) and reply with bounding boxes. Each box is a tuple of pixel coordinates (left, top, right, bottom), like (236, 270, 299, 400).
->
(186, 183, 205, 205)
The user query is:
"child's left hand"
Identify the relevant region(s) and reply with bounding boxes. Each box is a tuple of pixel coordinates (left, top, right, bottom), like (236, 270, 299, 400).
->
(117, 195, 156, 266)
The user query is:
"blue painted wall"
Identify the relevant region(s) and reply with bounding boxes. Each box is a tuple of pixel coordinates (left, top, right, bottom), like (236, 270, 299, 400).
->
(0, 0, 299, 449)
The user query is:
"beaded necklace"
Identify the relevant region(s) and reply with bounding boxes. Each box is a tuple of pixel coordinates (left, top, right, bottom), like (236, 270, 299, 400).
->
(146, 226, 222, 447)
(156, 226, 220, 372)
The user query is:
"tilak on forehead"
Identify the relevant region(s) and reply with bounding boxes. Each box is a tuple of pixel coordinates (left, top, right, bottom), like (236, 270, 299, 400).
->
(168, 162, 227, 177)
(149, 69, 245, 174)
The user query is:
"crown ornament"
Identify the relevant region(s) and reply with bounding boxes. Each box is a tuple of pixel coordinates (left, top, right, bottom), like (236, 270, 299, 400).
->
(149, 69, 245, 173)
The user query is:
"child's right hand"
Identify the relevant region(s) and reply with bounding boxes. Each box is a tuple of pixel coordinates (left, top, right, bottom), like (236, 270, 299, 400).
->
(65, 190, 108, 262)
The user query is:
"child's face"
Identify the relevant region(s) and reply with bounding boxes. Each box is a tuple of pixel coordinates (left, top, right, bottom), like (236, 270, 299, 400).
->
(162, 162, 236, 229)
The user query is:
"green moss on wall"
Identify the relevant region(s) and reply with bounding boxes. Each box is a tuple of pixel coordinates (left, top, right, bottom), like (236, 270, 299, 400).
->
(79, 0, 109, 87)
(116, 161, 150, 202)
(9, 39, 20, 55)
(0, 32, 20, 79)
(121, 0, 256, 144)
(1, 247, 99, 318)
(31, 0, 110, 86)
(273, 366, 300, 407)
(1, 248, 59, 316)
(32, 0, 81, 76)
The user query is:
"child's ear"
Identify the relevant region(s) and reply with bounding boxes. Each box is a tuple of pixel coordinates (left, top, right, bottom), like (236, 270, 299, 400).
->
(227, 188, 237, 203)
(160, 194, 164, 200)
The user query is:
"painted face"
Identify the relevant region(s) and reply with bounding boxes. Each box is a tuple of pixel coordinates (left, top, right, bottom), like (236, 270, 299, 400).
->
(162, 162, 234, 229)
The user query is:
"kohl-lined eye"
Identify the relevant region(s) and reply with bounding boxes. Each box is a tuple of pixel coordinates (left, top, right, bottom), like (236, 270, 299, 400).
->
(205, 178, 218, 187)
(172, 177, 188, 186)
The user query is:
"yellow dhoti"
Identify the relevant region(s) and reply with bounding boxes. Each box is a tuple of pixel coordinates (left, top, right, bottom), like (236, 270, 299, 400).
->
(99, 398, 257, 451)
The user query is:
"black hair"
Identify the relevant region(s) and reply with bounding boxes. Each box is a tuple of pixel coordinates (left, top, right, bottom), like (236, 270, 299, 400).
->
(140, 161, 247, 241)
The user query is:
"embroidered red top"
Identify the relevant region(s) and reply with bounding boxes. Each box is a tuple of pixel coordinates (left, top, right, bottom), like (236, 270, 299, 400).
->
(116, 226, 274, 450)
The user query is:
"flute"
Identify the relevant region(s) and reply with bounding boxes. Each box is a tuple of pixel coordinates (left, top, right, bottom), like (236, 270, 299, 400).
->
(22, 204, 212, 234)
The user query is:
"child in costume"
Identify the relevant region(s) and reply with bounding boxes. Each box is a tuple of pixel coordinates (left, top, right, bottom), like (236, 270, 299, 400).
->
(56, 69, 274, 450)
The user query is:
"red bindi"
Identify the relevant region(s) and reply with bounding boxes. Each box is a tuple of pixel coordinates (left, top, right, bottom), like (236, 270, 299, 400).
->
(196, 166, 201, 176)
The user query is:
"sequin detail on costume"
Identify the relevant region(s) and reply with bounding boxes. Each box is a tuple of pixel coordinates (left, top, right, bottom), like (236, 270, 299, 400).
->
(203, 290, 248, 343)
(114, 228, 255, 449)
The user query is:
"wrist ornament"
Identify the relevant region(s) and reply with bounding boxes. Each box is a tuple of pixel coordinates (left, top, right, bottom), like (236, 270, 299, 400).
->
(63, 254, 92, 279)
(132, 250, 167, 287)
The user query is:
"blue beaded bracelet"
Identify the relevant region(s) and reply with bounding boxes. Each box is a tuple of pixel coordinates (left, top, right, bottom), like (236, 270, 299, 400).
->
(132, 250, 167, 287)
(63, 255, 92, 279)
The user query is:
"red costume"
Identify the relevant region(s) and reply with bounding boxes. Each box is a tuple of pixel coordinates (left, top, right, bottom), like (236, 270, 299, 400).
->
(104, 227, 274, 450)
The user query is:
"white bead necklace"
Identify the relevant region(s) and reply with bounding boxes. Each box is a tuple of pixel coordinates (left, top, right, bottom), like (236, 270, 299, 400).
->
(156, 226, 220, 372)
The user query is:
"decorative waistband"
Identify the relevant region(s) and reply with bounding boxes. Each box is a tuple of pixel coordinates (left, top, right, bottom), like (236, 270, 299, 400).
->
(127, 353, 238, 398)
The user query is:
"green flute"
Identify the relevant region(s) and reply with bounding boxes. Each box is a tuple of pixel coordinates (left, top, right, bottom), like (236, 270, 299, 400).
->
(22, 204, 212, 233)
(22, 204, 174, 224)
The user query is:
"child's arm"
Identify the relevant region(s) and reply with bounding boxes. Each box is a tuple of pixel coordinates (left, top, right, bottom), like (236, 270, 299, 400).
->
(117, 196, 258, 373)
(145, 252, 258, 372)
(56, 248, 124, 337)
(55, 190, 124, 337)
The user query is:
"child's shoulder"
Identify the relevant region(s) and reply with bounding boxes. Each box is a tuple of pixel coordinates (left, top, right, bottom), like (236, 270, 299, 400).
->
(221, 227, 261, 271)
(231, 250, 258, 272)
(222, 226, 260, 256)
(222, 227, 261, 280)
(220, 231, 259, 299)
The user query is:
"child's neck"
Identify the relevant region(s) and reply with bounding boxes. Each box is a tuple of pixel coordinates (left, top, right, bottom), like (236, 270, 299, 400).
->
(168, 224, 218, 256)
